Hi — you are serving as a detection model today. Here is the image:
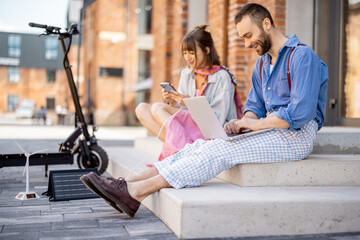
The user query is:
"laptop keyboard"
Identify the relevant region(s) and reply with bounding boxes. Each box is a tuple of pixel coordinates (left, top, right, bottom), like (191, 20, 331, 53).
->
(226, 129, 252, 137)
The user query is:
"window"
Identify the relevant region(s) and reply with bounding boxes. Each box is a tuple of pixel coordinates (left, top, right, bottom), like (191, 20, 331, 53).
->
(135, 50, 151, 106)
(315, 0, 360, 126)
(46, 97, 55, 110)
(341, 0, 360, 118)
(47, 70, 56, 83)
(8, 35, 21, 57)
(45, 38, 58, 60)
(8, 67, 20, 83)
(7, 95, 19, 111)
(137, 0, 152, 34)
(138, 50, 151, 81)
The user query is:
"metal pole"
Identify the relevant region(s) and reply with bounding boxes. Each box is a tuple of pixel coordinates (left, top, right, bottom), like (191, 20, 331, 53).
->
(25, 154, 29, 193)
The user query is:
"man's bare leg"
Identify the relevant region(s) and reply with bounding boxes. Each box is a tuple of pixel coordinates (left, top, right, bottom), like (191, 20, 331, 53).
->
(127, 174, 172, 202)
(126, 167, 159, 182)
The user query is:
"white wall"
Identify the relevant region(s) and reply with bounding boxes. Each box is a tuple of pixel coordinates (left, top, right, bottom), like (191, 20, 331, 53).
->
(286, 0, 314, 48)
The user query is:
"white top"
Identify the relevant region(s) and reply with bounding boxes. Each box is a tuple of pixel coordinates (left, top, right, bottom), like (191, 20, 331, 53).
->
(270, 64, 274, 74)
(177, 67, 238, 125)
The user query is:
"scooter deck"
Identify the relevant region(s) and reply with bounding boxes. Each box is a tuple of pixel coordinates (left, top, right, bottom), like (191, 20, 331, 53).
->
(0, 152, 73, 168)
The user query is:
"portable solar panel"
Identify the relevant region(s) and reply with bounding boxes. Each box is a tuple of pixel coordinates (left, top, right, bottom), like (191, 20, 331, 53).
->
(44, 168, 100, 201)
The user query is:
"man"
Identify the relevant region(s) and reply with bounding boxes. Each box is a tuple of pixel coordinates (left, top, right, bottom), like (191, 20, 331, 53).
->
(80, 3, 328, 218)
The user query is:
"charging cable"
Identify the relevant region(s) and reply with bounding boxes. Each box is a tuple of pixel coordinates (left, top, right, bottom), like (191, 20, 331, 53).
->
(125, 106, 183, 179)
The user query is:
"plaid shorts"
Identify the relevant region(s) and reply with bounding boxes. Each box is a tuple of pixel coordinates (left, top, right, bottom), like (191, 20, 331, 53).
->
(154, 119, 318, 189)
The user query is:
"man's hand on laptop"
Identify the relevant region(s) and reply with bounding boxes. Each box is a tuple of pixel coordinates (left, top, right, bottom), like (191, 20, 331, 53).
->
(224, 118, 261, 133)
(224, 114, 291, 133)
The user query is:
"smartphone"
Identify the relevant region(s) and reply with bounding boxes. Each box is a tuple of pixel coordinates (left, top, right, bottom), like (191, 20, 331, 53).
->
(160, 82, 177, 93)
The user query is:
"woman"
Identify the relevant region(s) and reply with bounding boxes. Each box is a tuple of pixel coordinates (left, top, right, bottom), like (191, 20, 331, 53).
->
(135, 25, 242, 160)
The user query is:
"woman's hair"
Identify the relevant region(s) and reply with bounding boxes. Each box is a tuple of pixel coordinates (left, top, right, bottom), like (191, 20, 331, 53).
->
(181, 25, 221, 69)
(234, 3, 274, 28)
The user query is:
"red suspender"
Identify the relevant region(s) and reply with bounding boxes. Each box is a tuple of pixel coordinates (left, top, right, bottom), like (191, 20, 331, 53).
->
(259, 58, 264, 85)
(259, 43, 306, 91)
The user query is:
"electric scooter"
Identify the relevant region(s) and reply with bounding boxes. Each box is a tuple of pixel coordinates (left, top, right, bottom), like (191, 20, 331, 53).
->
(0, 23, 109, 176)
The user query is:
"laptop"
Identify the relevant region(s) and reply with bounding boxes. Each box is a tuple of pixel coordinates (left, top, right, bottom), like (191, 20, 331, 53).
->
(183, 96, 273, 141)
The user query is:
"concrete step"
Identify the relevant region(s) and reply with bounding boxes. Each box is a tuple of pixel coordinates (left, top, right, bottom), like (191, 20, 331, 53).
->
(216, 154, 360, 186)
(313, 127, 360, 154)
(104, 146, 360, 239)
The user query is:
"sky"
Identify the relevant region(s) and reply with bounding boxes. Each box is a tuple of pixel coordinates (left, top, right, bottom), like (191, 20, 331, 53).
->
(0, 0, 70, 34)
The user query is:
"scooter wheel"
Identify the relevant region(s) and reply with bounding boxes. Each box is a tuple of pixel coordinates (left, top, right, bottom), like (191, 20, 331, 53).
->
(77, 145, 109, 174)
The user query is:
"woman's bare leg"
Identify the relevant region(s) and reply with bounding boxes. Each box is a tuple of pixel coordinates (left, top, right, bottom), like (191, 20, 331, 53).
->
(135, 103, 163, 138)
(126, 167, 159, 182)
(150, 103, 180, 141)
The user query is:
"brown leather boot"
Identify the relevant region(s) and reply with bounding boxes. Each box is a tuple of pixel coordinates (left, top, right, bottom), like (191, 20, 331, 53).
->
(80, 174, 123, 213)
(87, 172, 140, 218)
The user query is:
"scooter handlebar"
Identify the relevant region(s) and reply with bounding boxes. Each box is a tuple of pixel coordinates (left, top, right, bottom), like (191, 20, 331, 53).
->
(29, 22, 62, 33)
(28, 22, 47, 29)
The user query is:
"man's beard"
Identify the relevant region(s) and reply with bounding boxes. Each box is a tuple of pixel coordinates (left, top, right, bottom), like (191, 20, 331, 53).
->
(255, 31, 272, 55)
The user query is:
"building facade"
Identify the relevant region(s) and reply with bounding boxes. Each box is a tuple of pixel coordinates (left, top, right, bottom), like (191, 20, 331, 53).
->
(3, 0, 357, 127)
(78, 0, 360, 127)
(0, 31, 70, 122)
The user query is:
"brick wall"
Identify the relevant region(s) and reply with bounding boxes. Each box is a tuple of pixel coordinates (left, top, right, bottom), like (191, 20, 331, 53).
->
(150, 0, 286, 107)
(209, 0, 286, 105)
(208, 0, 229, 66)
(124, 0, 140, 125)
(81, 0, 128, 125)
(169, 0, 188, 88)
(77, 0, 287, 125)
(150, 0, 188, 103)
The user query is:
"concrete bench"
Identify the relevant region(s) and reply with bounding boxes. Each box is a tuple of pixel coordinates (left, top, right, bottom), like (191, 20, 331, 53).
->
(105, 145, 360, 238)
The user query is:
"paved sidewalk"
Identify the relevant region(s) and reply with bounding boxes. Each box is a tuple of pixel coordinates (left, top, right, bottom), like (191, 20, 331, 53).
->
(2, 163, 360, 240)
(1, 119, 360, 239)
(0, 164, 176, 240)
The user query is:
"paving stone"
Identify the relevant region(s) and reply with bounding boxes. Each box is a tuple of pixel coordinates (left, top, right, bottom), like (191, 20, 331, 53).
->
(129, 234, 179, 240)
(20, 198, 52, 206)
(98, 216, 160, 228)
(0, 209, 40, 218)
(0, 183, 24, 188)
(64, 211, 125, 221)
(0, 214, 63, 225)
(2, 222, 51, 233)
(0, 201, 22, 207)
(41, 205, 92, 215)
(0, 179, 22, 184)
(0, 205, 50, 212)
(125, 221, 172, 236)
(50, 199, 104, 208)
(34, 185, 48, 190)
(333, 236, 360, 240)
(0, 231, 39, 240)
(39, 227, 128, 239)
(51, 220, 98, 230)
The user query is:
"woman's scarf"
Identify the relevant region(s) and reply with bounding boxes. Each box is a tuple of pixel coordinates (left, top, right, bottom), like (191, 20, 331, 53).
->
(194, 65, 243, 118)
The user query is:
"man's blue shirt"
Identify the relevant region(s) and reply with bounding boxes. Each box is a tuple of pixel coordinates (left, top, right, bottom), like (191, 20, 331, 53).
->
(244, 35, 328, 131)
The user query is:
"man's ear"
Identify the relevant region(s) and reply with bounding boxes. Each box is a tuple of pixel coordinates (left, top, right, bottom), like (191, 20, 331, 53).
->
(262, 18, 272, 31)
(205, 46, 210, 55)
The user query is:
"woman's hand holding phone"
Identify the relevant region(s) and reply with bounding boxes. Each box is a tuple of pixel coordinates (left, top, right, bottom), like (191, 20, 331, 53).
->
(162, 89, 189, 107)
(162, 89, 177, 106)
